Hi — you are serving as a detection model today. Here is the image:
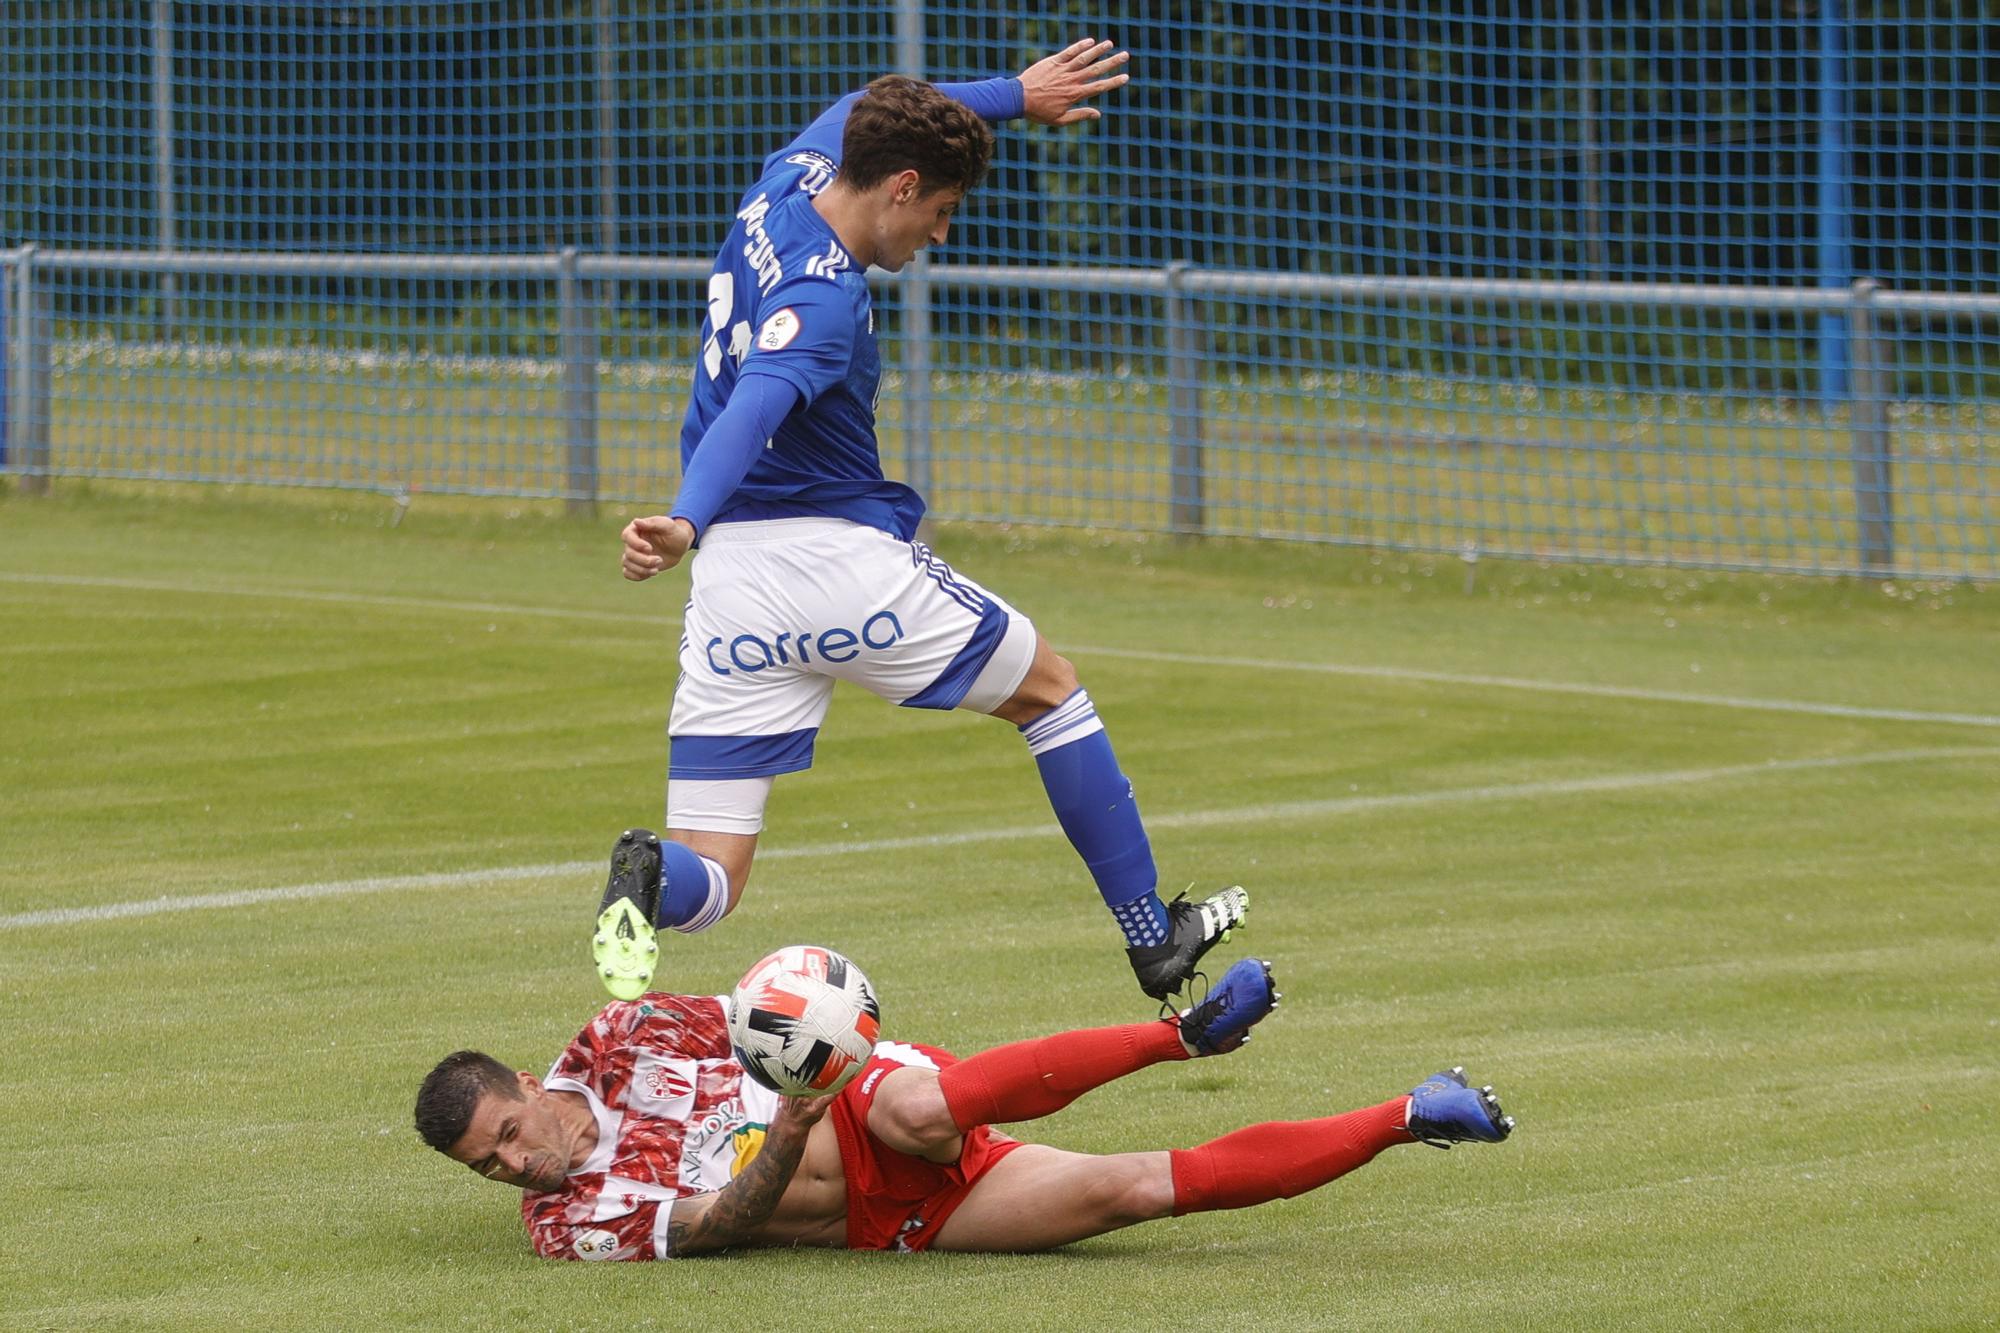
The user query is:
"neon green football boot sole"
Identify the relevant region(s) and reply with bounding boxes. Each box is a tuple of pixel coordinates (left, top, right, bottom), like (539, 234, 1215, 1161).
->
(592, 830, 663, 1000)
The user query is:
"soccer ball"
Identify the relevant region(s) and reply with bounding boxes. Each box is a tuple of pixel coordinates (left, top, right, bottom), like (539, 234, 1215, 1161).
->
(728, 945, 881, 1097)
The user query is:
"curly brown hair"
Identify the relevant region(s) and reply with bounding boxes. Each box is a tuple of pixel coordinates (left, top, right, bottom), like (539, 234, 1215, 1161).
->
(839, 75, 995, 196)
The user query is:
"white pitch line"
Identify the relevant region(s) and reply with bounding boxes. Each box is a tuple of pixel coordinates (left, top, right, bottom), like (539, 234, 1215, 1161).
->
(5, 569, 1994, 731)
(1072, 645, 2000, 730)
(5, 744, 1993, 932)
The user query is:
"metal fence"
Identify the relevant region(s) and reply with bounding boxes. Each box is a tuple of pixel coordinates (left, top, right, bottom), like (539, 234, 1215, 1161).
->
(7, 244, 1995, 577)
(4, 4, 1998, 578)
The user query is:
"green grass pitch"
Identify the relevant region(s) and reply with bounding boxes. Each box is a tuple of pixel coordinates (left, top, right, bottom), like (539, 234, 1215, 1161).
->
(1, 483, 1995, 1330)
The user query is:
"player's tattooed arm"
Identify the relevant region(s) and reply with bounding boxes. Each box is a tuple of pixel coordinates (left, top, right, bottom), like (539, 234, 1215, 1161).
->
(662, 1095, 833, 1256)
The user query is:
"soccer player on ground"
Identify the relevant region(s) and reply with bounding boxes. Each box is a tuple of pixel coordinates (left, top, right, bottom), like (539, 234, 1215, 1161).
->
(598, 39, 1248, 1006)
(415, 960, 1516, 1259)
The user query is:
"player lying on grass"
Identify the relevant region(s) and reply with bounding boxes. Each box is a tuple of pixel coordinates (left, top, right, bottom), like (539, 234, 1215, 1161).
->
(599, 38, 1247, 1007)
(414, 961, 1514, 1259)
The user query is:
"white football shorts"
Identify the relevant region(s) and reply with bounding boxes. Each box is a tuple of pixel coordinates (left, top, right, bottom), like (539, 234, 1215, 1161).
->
(666, 518, 1037, 784)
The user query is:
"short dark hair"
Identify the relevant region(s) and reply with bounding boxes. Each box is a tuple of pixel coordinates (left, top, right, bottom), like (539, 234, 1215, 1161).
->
(839, 75, 994, 196)
(414, 1050, 520, 1153)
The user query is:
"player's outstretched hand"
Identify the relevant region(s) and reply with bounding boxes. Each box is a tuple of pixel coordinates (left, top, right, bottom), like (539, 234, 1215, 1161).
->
(1018, 38, 1131, 127)
(775, 1093, 838, 1126)
(621, 515, 696, 581)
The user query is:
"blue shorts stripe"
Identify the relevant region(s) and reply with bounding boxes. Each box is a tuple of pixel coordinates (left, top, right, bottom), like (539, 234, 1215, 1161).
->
(899, 601, 1011, 711)
(910, 542, 987, 615)
(670, 729, 818, 779)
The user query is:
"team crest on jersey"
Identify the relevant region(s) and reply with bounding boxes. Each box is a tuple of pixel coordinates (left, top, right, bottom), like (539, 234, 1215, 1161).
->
(756, 308, 802, 352)
(642, 1063, 692, 1102)
(630, 1053, 697, 1117)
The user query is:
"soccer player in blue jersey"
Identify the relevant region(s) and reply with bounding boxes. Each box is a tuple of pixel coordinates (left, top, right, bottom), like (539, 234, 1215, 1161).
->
(596, 40, 1247, 1005)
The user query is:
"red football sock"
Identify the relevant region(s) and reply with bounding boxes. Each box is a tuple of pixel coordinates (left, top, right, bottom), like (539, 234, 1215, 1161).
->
(1169, 1097, 1414, 1215)
(938, 1020, 1189, 1131)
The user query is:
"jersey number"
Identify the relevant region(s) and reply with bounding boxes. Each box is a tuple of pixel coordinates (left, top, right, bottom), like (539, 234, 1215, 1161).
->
(703, 274, 753, 380)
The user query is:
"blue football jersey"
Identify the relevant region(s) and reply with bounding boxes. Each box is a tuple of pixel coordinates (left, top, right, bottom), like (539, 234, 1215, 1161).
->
(677, 93, 921, 538)
(674, 80, 1022, 540)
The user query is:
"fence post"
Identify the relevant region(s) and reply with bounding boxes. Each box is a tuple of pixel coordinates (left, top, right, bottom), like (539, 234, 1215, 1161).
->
(1166, 261, 1206, 536)
(15, 247, 49, 495)
(1817, 0, 1852, 410)
(1, 252, 9, 474)
(1847, 278, 1893, 575)
(895, 0, 933, 518)
(594, 0, 619, 337)
(558, 248, 599, 515)
(901, 258, 934, 507)
(153, 0, 179, 332)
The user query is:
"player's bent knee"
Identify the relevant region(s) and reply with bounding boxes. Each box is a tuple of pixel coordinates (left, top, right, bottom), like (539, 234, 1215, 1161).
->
(1082, 1154, 1175, 1227)
(1039, 654, 1080, 703)
(867, 1070, 961, 1159)
(996, 644, 1080, 720)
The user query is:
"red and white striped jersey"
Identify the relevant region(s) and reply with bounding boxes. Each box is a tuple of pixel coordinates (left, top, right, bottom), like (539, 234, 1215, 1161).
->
(521, 993, 780, 1261)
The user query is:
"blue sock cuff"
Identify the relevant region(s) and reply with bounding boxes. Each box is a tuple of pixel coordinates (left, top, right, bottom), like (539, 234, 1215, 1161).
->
(657, 840, 711, 930)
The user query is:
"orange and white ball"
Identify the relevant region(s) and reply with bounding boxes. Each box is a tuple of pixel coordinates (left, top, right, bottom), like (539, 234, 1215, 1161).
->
(727, 946, 881, 1096)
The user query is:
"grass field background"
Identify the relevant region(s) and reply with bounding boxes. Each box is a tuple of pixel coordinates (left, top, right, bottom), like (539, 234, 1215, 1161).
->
(2, 483, 1996, 1330)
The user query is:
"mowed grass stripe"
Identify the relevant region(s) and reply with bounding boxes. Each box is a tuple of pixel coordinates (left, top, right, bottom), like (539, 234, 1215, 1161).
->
(5, 743, 1993, 931)
(0, 569, 670, 627)
(5, 568, 1996, 730)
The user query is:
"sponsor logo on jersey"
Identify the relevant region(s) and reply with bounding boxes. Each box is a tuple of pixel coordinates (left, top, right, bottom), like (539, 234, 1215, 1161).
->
(681, 1095, 767, 1193)
(756, 308, 802, 352)
(703, 610, 906, 676)
(728, 1124, 767, 1178)
(573, 1228, 623, 1260)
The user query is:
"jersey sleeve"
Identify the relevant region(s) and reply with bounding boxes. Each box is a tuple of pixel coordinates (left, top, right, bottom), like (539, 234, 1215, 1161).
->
(735, 278, 855, 406)
(525, 1196, 670, 1262)
(935, 77, 1025, 122)
(669, 375, 801, 537)
(764, 75, 1025, 170)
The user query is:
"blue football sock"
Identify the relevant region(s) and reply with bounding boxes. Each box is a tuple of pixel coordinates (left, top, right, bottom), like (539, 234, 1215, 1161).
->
(657, 840, 731, 934)
(1022, 690, 1169, 948)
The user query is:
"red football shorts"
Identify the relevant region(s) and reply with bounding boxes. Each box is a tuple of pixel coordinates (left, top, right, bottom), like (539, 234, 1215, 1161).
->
(829, 1041, 1024, 1252)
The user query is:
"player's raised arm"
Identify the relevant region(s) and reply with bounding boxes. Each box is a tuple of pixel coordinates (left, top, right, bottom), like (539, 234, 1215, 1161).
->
(782, 35, 1131, 168)
(659, 1094, 833, 1256)
(1016, 38, 1131, 126)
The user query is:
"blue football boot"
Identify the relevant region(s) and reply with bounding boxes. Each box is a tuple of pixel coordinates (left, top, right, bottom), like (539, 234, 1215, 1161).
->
(1406, 1066, 1515, 1148)
(1175, 958, 1279, 1056)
